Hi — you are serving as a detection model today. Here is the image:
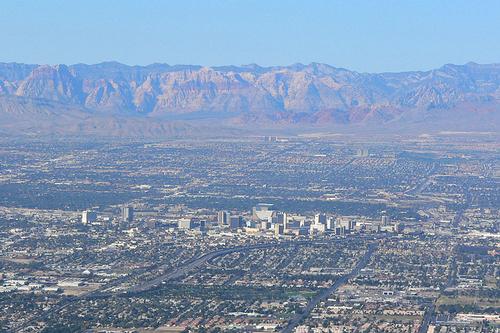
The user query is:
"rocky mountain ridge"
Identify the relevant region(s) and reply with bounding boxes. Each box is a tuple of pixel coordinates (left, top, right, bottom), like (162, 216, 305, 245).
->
(0, 61, 499, 136)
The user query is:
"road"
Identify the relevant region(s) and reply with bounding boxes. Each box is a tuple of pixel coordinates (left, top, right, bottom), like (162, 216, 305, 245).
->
(126, 241, 300, 294)
(418, 304, 435, 333)
(14, 239, 331, 332)
(405, 163, 436, 196)
(280, 242, 377, 333)
(417, 245, 457, 333)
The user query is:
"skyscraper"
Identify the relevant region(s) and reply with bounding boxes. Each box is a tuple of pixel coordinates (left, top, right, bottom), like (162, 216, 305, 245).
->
(381, 215, 390, 226)
(230, 216, 243, 230)
(217, 211, 228, 225)
(122, 206, 134, 223)
(314, 213, 327, 225)
(276, 212, 286, 224)
(199, 220, 207, 232)
(261, 220, 271, 230)
(274, 223, 284, 236)
(335, 226, 346, 236)
(348, 220, 357, 230)
(326, 217, 335, 230)
(81, 210, 97, 225)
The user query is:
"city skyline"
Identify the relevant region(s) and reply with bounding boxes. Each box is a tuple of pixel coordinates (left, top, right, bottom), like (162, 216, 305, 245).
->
(1, 2, 498, 332)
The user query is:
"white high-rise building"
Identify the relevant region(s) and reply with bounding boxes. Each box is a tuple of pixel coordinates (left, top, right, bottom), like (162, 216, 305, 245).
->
(81, 210, 97, 225)
(276, 212, 288, 230)
(314, 213, 327, 225)
(217, 211, 228, 225)
(326, 217, 335, 230)
(122, 206, 134, 223)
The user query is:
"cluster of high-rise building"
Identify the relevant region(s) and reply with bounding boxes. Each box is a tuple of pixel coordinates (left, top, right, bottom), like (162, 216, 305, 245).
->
(80, 206, 134, 225)
(214, 204, 383, 237)
(78, 202, 399, 239)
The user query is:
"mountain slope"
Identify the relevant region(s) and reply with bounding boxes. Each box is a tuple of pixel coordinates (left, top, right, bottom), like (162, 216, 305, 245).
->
(0, 61, 499, 136)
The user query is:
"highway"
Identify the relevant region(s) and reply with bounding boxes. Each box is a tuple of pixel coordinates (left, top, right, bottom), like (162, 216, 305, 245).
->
(14, 238, 334, 331)
(418, 303, 435, 333)
(405, 163, 437, 196)
(125, 241, 301, 294)
(280, 242, 377, 333)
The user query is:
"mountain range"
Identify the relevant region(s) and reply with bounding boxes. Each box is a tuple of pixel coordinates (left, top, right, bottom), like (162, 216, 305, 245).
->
(0, 61, 499, 137)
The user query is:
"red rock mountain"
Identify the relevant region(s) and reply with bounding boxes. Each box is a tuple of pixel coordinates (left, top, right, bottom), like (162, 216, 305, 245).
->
(0, 61, 499, 136)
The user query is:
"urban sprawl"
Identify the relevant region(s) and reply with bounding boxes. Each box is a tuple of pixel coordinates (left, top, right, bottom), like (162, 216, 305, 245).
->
(0, 133, 498, 333)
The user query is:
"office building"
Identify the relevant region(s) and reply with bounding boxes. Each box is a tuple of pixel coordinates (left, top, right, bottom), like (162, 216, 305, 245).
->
(217, 211, 228, 225)
(199, 220, 207, 232)
(276, 212, 286, 224)
(286, 219, 300, 230)
(314, 213, 327, 225)
(326, 217, 335, 230)
(178, 218, 194, 229)
(311, 223, 326, 233)
(230, 216, 243, 230)
(348, 220, 357, 230)
(122, 206, 134, 223)
(274, 223, 284, 236)
(81, 210, 97, 225)
(335, 226, 346, 236)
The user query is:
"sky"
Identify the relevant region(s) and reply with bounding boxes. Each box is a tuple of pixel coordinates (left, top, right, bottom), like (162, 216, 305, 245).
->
(1, 0, 500, 72)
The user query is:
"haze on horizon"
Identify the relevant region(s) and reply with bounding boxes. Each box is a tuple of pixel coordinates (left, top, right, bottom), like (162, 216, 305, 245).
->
(1, 0, 500, 73)
(1, 2, 500, 332)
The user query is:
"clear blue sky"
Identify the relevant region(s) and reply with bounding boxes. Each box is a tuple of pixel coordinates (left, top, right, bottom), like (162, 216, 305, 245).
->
(1, 0, 499, 72)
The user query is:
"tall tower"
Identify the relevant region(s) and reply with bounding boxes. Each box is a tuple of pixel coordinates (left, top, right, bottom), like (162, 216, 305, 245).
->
(81, 210, 97, 225)
(283, 213, 288, 230)
(314, 213, 327, 225)
(217, 211, 228, 225)
(122, 206, 134, 223)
